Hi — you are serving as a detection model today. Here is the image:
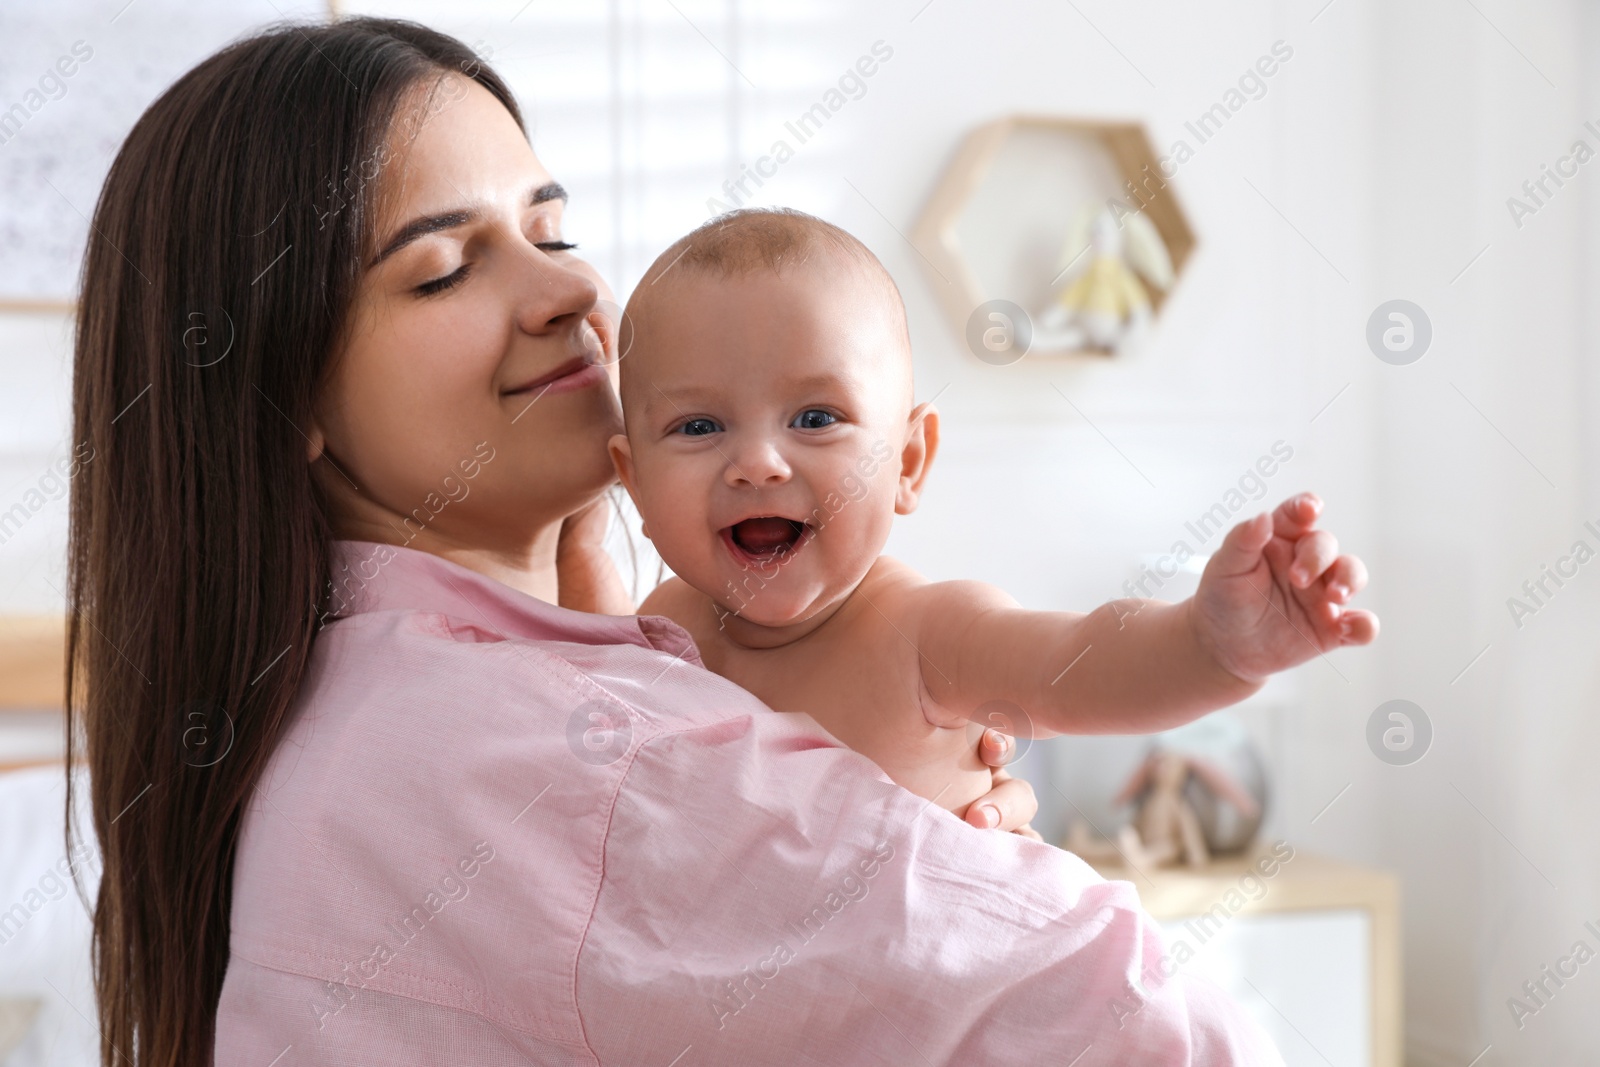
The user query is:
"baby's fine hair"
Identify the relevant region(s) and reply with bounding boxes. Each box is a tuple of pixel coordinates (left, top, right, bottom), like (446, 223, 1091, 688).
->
(644, 207, 892, 283)
(625, 207, 910, 354)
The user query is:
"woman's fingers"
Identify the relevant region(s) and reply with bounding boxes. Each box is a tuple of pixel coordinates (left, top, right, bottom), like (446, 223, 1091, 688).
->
(967, 768, 1038, 832)
(558, 495, 613, 550)
(971, 731, 1042, 835)
(979, 728, 1014, 768)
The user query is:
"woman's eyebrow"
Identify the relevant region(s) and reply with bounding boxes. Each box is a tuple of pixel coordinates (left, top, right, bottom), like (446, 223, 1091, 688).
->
(371, 181, 569, 266)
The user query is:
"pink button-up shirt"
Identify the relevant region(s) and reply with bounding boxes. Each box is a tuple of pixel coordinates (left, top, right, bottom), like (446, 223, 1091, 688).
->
(214, 541, 1281, 1065)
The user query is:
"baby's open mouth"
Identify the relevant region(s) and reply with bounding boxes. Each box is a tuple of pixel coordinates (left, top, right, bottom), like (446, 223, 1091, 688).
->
(721, 517, 810, 565)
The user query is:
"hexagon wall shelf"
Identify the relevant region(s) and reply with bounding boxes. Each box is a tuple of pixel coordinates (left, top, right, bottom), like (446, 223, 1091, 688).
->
(911, 115, 1196, 359)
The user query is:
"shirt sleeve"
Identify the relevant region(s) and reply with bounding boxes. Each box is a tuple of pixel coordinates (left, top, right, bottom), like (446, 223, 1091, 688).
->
(576, 710, 1285, 1066)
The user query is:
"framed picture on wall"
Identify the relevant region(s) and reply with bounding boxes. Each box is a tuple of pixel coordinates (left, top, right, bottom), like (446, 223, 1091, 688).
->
(0, 0, 329, 307)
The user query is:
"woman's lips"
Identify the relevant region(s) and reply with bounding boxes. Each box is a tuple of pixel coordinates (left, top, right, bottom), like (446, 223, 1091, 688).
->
(503, 358, 608, 399)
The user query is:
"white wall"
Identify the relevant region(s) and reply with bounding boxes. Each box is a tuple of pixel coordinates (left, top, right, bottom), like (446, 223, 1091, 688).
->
(1, 1, 1596, 1061)
(0, 311, 77, 613)
(1364, 0, 1600, 1060)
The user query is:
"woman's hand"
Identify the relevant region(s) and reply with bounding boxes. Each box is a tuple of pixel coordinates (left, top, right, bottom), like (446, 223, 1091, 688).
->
(967, 729, 1042, 839)
(556, 495, 635, 615)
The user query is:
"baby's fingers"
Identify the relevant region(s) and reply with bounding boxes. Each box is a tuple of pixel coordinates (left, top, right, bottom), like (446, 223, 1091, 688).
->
(1321, 554, 1369, 604)
(1289, 529, 1339, 588)
(1270, 492, 1324, 540)
(1338, 608, 1380, 645)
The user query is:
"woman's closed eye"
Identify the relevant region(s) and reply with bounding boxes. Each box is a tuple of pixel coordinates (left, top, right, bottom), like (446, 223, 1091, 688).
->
(790, 408, 837, 430)
(415, 263, 471, 296)
(413, 241, 579, 297)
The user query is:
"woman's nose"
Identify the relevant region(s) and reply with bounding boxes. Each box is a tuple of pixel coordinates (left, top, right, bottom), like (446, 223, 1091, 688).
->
(725, 436, 791, 488)
(514, 251, 599, 339)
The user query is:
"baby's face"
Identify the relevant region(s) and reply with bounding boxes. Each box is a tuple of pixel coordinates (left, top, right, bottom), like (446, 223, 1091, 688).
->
(613, 261, 918, 631)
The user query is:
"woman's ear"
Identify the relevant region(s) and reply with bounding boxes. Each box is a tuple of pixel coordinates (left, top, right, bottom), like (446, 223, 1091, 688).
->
(607, 433, 650, 539)
(306, 422, 326, 463)
(894, 401, 940, 516)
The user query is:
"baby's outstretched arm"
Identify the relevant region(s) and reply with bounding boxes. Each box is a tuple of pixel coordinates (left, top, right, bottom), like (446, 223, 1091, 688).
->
(915, 492, 1376, 736)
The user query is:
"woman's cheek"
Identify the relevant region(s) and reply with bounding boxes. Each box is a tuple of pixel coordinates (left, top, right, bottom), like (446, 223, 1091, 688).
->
(429, 304, 504, 381)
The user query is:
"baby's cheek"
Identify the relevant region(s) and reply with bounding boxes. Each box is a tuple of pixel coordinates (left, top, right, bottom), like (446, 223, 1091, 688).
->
(638, 482, 712, 563)
(659, 515, 706, 560)
(821, 495, 895, 566)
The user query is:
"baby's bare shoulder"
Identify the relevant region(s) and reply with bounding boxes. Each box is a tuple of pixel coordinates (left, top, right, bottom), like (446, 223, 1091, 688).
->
(639, 576, 700, 626)
(863, 558, 1019, 630)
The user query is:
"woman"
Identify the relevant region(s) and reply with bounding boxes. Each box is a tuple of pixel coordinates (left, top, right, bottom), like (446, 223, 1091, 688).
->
(66, 18, 1278, 1065)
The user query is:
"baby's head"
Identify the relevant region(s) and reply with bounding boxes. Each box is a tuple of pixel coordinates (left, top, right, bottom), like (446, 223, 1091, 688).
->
(609, 208, 937, 632)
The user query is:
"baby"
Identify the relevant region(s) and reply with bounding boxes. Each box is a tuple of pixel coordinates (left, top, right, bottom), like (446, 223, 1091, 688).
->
(608, 209, 1375, 826)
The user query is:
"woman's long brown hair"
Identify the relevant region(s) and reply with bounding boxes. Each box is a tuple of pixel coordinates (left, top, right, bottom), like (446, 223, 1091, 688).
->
(65, 19, 522, 1064)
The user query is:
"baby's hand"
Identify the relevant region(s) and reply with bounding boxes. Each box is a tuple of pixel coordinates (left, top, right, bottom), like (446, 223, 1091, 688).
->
(1189, 493, 1377, 684)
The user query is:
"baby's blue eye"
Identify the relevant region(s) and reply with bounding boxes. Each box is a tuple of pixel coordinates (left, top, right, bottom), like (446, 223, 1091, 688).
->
(792, 409, 836, 430)
(678, 417, 722, 436)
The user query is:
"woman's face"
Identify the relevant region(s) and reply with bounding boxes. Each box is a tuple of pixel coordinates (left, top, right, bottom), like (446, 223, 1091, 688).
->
(312, 73, 622, 556)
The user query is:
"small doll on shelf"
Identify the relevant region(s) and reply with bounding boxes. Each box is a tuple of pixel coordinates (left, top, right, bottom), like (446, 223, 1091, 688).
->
(1069, 748, 1263, 870)
(1035, 203, 1174, 354)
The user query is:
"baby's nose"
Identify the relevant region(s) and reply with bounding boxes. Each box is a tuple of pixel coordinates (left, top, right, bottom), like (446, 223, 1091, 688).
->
(725, 438, 791, 487)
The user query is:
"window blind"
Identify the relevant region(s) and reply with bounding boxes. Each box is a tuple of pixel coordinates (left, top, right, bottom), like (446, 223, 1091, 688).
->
(344, 0, 853, 294)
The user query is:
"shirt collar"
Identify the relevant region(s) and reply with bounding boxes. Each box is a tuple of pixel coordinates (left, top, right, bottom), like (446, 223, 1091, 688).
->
(326, 539, 700, 663)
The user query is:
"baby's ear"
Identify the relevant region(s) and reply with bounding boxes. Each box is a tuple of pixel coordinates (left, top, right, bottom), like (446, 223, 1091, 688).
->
(607, 433, 637, 488)
(894, 402, 940, 516)
(607, 434, 650, 539)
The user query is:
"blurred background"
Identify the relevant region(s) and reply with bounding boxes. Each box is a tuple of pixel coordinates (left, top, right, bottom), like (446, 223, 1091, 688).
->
(2, 1, 1597, 1063)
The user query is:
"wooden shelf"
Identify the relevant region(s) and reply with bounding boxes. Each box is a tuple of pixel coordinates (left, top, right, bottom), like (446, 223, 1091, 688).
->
(0, 615, 67, 712)
(0, 757, 63, 774)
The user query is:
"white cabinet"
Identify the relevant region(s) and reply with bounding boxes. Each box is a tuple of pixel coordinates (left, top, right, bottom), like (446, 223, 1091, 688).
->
(1091, 853, 1401, 1067)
